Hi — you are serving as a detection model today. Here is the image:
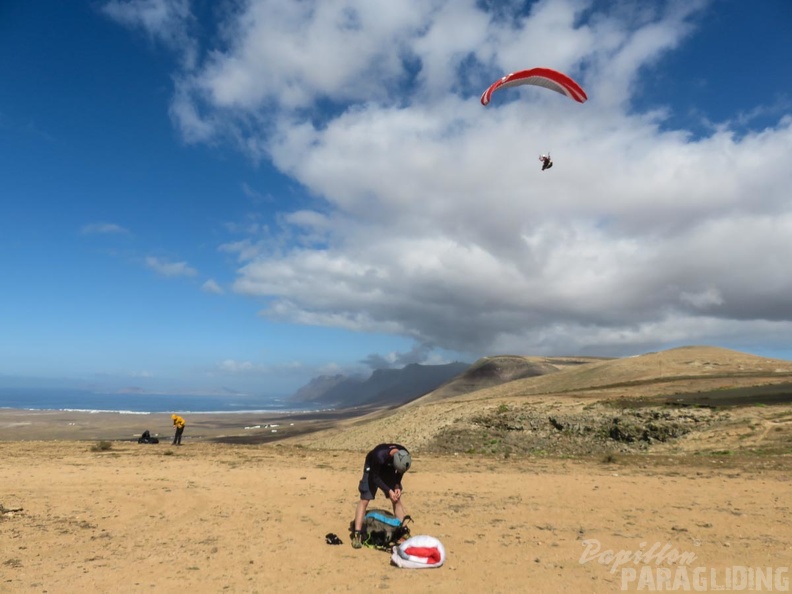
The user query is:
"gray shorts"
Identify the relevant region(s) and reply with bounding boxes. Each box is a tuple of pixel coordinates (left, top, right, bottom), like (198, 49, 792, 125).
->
(358, 467, 377, 500)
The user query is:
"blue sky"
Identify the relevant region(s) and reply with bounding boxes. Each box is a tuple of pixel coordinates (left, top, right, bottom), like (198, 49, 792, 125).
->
(1, 0, 791, 398)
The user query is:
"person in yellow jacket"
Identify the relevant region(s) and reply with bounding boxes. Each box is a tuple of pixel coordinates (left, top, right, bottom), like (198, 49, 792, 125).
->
(171, 414, 186, 445)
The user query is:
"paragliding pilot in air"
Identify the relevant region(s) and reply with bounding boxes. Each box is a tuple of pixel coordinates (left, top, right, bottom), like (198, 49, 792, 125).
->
(539, 154, 553, 171)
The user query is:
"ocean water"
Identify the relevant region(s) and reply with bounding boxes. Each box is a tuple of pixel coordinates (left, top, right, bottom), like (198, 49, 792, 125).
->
(0, 387, 302, 415)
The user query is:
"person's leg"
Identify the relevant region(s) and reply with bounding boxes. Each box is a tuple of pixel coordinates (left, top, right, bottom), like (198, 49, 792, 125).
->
(355, 469, 376, 531)
(351, 499, 369, 548)
(392, 498, 406, 521)
(353, 470, 375, 548)
(354, 499, 369, 533)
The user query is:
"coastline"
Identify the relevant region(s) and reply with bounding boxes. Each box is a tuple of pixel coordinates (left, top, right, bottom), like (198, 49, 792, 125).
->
(0, 406, 365, 443)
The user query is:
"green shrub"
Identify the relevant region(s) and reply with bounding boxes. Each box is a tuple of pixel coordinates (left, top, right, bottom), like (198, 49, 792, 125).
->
(91, 440, 113, 452)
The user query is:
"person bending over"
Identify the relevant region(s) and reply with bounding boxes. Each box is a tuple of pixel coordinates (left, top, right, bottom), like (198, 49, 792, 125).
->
(351, 443, 412, 549)
(171, 414, 186, 445)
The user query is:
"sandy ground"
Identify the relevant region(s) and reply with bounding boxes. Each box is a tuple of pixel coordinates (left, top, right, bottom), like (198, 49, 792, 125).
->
(2, 413, 792, 593)
(0, 409, 352, 444)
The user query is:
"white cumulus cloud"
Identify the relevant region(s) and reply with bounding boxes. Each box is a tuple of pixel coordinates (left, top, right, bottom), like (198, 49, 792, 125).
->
(105, 0, 792, 359)
(145, 256, 198, 278)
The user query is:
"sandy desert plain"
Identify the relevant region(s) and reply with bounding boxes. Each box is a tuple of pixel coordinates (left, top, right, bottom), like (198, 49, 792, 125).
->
(2, 346, 792, 593)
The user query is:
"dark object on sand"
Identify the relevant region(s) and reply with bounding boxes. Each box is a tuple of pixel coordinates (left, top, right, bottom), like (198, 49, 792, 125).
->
(325, 533, 343, 545)
(137, 430, 159, 444)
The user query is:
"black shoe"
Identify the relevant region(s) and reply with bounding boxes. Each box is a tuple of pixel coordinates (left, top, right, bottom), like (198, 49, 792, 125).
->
(325, 533, 343, 545)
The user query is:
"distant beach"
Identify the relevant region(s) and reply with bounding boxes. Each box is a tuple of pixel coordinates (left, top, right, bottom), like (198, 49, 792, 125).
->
(0, 405, 361, 443)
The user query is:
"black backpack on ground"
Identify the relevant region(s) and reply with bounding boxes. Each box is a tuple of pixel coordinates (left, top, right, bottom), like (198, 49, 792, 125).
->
(355, 509, 412, 550)
(137, 430, 159, 444)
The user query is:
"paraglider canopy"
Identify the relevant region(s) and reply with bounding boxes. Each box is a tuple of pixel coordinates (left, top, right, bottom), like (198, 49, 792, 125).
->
(480, 67, 587, 106)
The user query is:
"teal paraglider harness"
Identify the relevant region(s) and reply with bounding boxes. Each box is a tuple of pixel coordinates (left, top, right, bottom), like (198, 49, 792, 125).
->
(360, 510, 413, 551)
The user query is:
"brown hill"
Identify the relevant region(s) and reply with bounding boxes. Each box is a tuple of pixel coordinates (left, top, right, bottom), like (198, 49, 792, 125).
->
(285, 346, 792, 457)
(419, 354, 608, 403)
(422, 345, 792, 403)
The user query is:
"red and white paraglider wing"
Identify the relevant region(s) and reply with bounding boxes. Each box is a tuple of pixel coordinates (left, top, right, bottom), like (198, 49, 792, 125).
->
(391, 535, 446, 569)
(480, 67, 587, 105)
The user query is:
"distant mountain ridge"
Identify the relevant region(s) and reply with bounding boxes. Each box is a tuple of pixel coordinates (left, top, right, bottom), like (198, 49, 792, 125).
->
(284, 346, 792, 454)
(418, 354, 612, 403)
(288, 346, 792, 412)
(289, 362, 471, 407)
(289, 374, 360, 403)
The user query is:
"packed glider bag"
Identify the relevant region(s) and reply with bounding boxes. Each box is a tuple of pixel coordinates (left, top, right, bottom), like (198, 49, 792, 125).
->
(390, 535, 446, 569)
(361, 509, 411, 550)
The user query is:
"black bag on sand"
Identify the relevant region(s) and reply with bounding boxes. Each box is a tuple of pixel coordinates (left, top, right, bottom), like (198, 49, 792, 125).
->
(325, 533, 343, 545)
(137, 430, 159, 444)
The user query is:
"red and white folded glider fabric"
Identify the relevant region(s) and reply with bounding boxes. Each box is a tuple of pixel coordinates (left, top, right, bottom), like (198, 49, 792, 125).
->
(390, 535, 446, 569)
